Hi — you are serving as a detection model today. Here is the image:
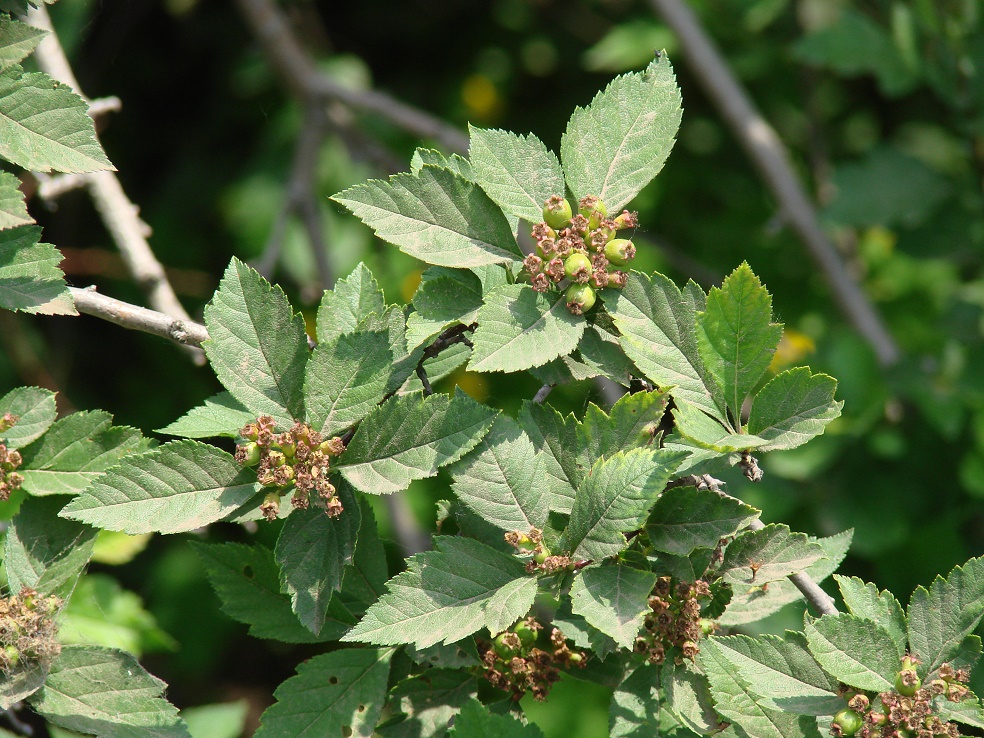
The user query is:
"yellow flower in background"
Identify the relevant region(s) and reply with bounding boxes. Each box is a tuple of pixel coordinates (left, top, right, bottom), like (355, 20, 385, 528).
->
(769, 327, 816, 373)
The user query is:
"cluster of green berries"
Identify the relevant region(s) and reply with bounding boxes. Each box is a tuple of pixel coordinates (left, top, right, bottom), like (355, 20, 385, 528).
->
(478, 618, 585, 701)
(831, 656, 969, 738)
(0, 413, 24, 502)
(235, 417, 346, 521)
(524, 194, 638, 315)
(504, 527, 574, 575)
(633, 576, 713, 666)
(0, 587, 61, 673)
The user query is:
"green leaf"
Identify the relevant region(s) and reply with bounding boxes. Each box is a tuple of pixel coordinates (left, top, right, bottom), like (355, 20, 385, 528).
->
(834, 575, 907, 660)
(0, 18, 47, 72)
(338, 390, 497, 495)
(253, 648, 391, 738)
(517, 400, 580, 511)
(577, 389, 668, 466)
(697, 263, 783, 425)
(561, 54, 682, 211)
(19, 410, 152, 496)
(275, 484, 361, 634)
(0, 67, 113, 173)
(804, 613, 899, 691)
(316, 262, 386, 343)
(156, 392, 254, 439)
(706, 633, 841, 715)
(193, 541, 353, 642)
(0, 170, 31, 230)
(407, 641, 481, 670)
(378, 670, 477, 738)
(450, 699, 545, 738)
(338, 500, 389, 619)
(5, 495, 96, 600)
(609, 663, 661, 738)
(907, 556, 984, 675)
(29, 645, 189, 737)
(60, 440, 262, 534)
(570, 563, 657, 648)
(468, 125, 565, 224)
(331, 166, 520, 267)
(671, 401, 768, 452)
(533, 320, 637, 386)
(938, 697, 984, 729)
(203, 258, 308, 428)
(562, 448, 685, 561)
(485, 576, 538, 635)
(663, 660, 719, 735)
(719, 524, 824, 587)
(181, 701, 248, 738)
(0, 385, 56, 447)
(0, 660, 47, 711)
(342, 536, 532, 648)
(0, 225, 74, 315)
(646, 485, 759, 557)
(406, 267, 484, 349)
(469, 284, 586, 373)
(720, 529, 852, 626)
(553, 602, 619, 661)
(304, 329, 393, 436)
(410, 148, 475, 180)
(747, 368, 843, 451)
(607, 272, 724, 421)
(448, 414, 548, 532)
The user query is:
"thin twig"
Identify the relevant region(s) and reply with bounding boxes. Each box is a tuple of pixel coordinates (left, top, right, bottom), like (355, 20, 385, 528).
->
(649, 0, 900, 367)
(69, 286, 209, 347)
(533, 384, 554, 404)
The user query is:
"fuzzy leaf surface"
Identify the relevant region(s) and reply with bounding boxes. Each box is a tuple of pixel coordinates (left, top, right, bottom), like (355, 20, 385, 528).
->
(316, 262, 386, 343)
(747, 367, 842, 451)
(577, 389, 668, 467)
(331, 166, 519, 267)
(0, 171, 31, 230)
(570, 563, 657, 648)
(253, 648, 391, 738)
(29, 645, 189, 737)
(338, 391, 496, 495)
(804, 613, 899, 691)
(663, 660, 719, 735)
(834, 575, 907, 659)
(469, 284, 585, 373)
(0, 18, 46, 71)
(469, 125, 565, 224)
(342, 537, 532, 648)
(647, 485, 759, 556)
(719, 524, 824, 586)
(563, 448, 685, 561)
(156, 392, 254, 439)
(938, 698, 984, 729)
(0, 385, 56, 447)
(337, 497, 389, 618)
(60, 440, 262, 534)
(406, 267, 483, 348)
(561, 55, 682, 211)
(672, 401, 768, 452)
(517, 400, 580, 511)
(609, 663, 661, 738)
(410, 148, 474, 180)
(0, 225, 74, 315)
(378, 670, 477, 738)
(0, 67, 112, 173)
(203, 258, 308, 428)
(450, 699, 545, 738)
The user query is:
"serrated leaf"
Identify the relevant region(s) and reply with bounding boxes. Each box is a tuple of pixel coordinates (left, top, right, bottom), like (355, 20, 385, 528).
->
(378, 670, 477, 738)
(0, 18, 47, 72)
(338, 497, 389, 618)
(517, 400, 580, 511)
(5, 496, 96, 601)
(331, 166, 519, 267)
(338, 390, 497, 495)
(938, 697, 984, 729)
(533, 320, 637, 386)
(0, 170, 31, 230)
(253, 648, 391, 738)
(0, 67, 112, 173)
(563, 448, 685, 560)
(485, 576, 538, 635)
(342, 536, 531, 648)
(672, 401, 768, 452)
(907, 556, 984, 675)
(0, 661, 47, 711)
(406, 641, 481, 670)
(0, 385, 56, 447)
(19, 410, 152, 496)
(469, 284, 585, 373)
(747, 368, 842, 451)
(360, 304, 423, 395)
(406, 267, 483, 349)
(720, 524, 824, 587)
(804, 613, 899, 691)
(834, 575, 907, 660)
(422, 341, 470, 384)
(448, 414, 548, 533)
(697, 263, 783, 425)
(0, 224, 74, 315)
(60, 440, 262, 534)
(203, 258, 308, 427)
(193, 541, 353, 642)
(29, 645, 189, 737)
(410, 148, 475, 180)
(181, 701, 248, 738)
(647, 485, 759, 556)
(578, 389, 668, 467)
(468, 125, 565, 224)
(450, 699, 545, 738)
(553, 603, 619, 661)
(561, 54, 682, 211)
(663, 660, 719, 735)
(304, 329, 393, 436)
(316, 262, 386, 343)
(156, 392, 254, 439)
(571, 563, 657, 648)
(609, 663, 661, 738)
(607, 272, 724, 421)
(275, 484, 361, 634)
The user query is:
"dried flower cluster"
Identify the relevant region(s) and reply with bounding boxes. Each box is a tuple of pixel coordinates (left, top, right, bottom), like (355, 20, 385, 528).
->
(524, 194, 638, 314)
(504, 527, 575, 575)
(634, 576, 712, 665)
(0, 413, 23, 502)
(0, 587, 62, 673)
(478, 618, 585, 701)
(236, 416, 346, 521)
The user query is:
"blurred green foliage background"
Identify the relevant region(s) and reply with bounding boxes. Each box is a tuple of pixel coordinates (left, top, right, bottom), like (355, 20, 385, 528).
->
(3, 0, 984, 735)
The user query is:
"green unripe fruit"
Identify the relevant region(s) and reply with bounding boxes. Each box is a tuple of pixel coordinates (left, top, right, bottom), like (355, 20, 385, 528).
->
(604, 238, 636, 266)
(564, 252, 592, 280)
(579, 196, 607, 230)
(543, 196, 573, 229)
(241, 442, 261, 466)
(698, 618, 716, 636)
(568, 652, 583, 664)
(533, 548, 550, 565)
(513, 621, 536, 649)
(832, 709, 863, 736)
(565, 283, 596, 314)
(494, 632, 521, 658)
(895, 668, 921, 696)
(2, 645, 19, 669)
